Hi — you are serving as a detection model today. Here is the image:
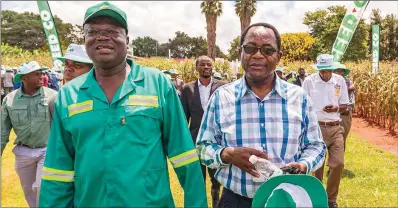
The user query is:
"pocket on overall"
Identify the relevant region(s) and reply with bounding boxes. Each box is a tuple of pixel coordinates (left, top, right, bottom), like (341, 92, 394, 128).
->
(124, 106, 162, 145)
(145, 167, 173, 207)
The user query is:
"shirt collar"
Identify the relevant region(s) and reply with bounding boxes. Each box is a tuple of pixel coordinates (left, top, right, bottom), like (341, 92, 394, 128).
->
(198, 77, 213, 87)
(80, 58, 145, 104)
(236, 72, 287, 101)
(17, 86, 43, 98)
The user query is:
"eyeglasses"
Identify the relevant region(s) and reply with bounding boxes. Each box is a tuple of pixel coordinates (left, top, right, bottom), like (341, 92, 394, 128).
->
(65, 60, 90, 70)
(241, 45, 278, 56)
(85, 28, 123, 38)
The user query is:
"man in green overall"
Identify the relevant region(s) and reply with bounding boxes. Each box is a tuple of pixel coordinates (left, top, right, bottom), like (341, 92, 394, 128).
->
(39, 2, 207, 207)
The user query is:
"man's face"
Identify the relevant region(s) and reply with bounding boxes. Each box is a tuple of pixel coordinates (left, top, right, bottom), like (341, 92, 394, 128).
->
(196, 58, 213, 78)
(240, 26, 282, 84)
(334, 69, 345, 77)
(84, 16, 129, 69)
(276, 71, 283, 79)
(63, 59, 92, 82)
(319, 69, 333, 82)
(22, 70, 43, 88)
(298, 68, 305, 76)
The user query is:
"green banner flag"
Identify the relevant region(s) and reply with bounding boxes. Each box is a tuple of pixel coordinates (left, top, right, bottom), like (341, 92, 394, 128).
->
(37, 1, 63, 68)
(331, 0, 370, 62)
(372, 24, 380, 74)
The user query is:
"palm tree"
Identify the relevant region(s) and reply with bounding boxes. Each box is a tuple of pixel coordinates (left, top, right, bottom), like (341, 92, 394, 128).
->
(235, 0, 257, 33)
(200, 0, 223, 60)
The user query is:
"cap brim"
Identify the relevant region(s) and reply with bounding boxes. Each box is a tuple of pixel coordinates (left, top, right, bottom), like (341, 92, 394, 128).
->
(311, 64, 338, 71)
(252, 175, 328, 208)
(84, 9, 127, 32)
(344, 69, 350, 76)
(57, 55, 93, 64)
(14, 68, 47, 83)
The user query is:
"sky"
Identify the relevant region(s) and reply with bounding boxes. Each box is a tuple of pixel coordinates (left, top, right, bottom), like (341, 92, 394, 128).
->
(1, 1, 397, 53)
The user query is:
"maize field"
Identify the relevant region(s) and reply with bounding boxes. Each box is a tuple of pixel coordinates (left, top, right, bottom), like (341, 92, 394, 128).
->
(2, 52, 397, 133)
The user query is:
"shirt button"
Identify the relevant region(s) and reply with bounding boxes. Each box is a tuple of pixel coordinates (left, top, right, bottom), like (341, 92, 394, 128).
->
(260, 103, 264, 107)
(261, 123, 265, 127)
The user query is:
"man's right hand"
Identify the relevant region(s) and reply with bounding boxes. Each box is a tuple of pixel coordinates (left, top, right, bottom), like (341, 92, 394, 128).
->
(221, 147, 268, 178)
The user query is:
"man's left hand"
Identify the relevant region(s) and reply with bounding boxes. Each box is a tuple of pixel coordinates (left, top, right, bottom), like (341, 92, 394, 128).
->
(283, 162, 307, 173)
(323, 105, 339, 113)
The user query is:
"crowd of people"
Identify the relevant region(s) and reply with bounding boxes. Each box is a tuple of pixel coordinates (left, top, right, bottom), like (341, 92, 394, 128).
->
(1, 1, 357, 208)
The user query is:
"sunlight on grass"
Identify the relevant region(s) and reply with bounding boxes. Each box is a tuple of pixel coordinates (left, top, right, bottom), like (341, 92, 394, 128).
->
(2, 132, 397, 207)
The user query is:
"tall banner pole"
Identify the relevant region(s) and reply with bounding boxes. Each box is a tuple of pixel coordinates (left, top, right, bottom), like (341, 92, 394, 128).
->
(331, 0, 370, 62)
(37, 1, 63, 69)
(371, 24, 380, 74)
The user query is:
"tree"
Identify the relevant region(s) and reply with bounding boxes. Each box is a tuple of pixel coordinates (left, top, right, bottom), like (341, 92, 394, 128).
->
(381, 14, 398, 60)
(303, 6, 369, 61)
(157, 43, 171, 57)
(368, 10, 398, 61)
(235, 0, 257, 33)
(281, 32, 315, 62)
(200, 0, 223, 60)
(168, 31, 193, 58)
(1, 10, 83, 52)
(131, 36, 159, 57)
(228, 36, 240, 61)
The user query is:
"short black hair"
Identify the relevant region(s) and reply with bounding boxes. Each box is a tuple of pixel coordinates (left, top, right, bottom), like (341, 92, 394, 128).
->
(239, 23, 281, 51)
(195, 55, 211, 67)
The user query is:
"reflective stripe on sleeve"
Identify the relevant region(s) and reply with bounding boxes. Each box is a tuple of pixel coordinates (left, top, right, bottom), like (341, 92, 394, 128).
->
(42, 167, 74, 182)
(169, 149, 199, 168)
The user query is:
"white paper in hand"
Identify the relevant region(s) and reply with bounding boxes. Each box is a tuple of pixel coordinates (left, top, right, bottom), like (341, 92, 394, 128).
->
(249, 155, 283, 182)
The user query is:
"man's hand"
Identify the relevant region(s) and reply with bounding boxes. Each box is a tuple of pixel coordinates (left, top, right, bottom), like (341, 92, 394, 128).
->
(283, 162, 307, 173)
(221, 147, 268, 178)
(323, 105, 338, 113)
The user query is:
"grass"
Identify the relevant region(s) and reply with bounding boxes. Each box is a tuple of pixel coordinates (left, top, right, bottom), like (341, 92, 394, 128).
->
(2, 131, 397, 207)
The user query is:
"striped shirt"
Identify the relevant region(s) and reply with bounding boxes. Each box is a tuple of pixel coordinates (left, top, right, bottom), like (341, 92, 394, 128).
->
(196, 75, 326, 198)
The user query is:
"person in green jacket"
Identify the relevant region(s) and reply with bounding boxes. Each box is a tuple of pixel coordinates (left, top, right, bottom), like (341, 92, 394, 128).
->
(38, 1, 207, 207)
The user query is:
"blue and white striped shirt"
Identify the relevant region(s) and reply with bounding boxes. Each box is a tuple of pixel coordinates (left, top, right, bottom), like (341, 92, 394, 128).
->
(196, 75, 326, 198)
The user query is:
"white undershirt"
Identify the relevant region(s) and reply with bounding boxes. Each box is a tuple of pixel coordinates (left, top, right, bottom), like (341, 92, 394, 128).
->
(198, 78, 213, 110)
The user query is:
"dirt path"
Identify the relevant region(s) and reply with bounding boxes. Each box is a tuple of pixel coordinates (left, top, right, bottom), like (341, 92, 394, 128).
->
(351, 114, 398, 156)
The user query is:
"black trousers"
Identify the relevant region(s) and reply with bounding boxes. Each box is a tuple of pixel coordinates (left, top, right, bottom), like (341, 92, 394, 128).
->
(218, 188, 253, 208)
(201, 164, 221, 191)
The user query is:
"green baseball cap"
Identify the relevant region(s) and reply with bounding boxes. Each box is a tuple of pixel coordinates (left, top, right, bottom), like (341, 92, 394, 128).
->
(83, 1, 128, 33)
(252, 175, 328, 208)
(334, 62, 350, 77)
(14, 61, 47, 83)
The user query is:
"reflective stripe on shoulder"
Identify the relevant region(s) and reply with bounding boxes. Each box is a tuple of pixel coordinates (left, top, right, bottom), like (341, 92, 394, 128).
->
(169, 149, 199, 168)
(68, 100, 93, 117)
(129, 95, 158, 108)
(42, 167, 74, 182)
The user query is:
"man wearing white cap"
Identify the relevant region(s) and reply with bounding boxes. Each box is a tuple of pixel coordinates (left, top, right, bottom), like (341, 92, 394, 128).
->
(3, 67, 15, 96)
(302, 54, 349, 208)
(275, 67, 286, 81)
(48, 44, 93, 124)
(1, 61, 57, 207)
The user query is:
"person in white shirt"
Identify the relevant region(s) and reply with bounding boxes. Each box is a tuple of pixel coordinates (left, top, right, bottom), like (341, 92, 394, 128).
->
(302, 54, 349, 208)
(3, 68, 15, 95)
